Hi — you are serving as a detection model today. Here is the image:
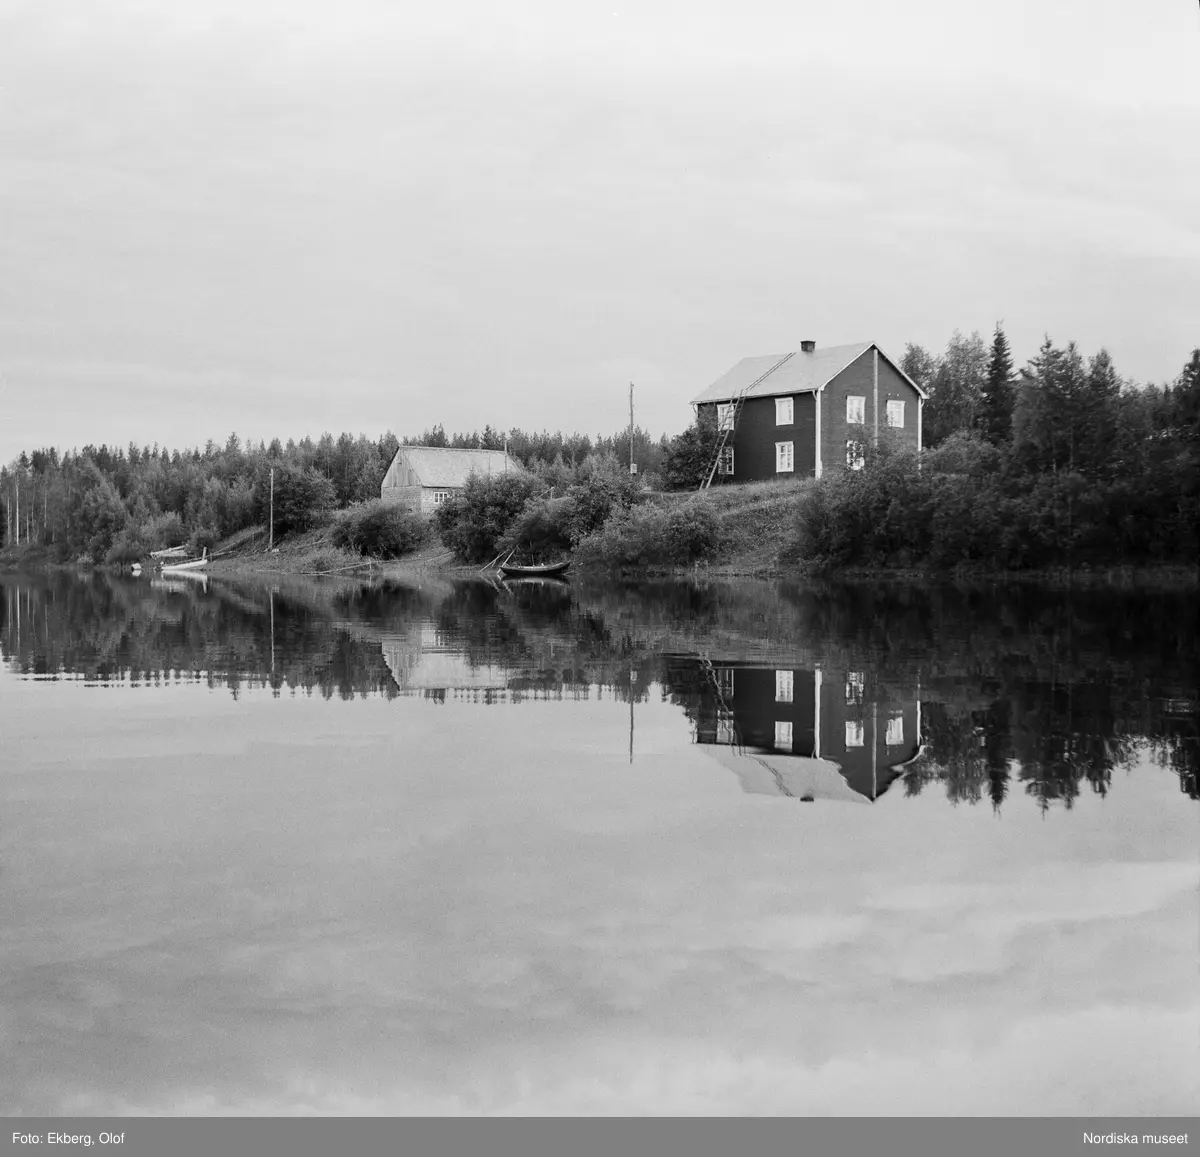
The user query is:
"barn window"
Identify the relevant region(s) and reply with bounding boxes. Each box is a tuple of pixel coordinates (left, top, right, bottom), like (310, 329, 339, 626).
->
(775, 441, 794, 473)
(432, 490, 453, 505)
(886, 712, 904, 746)
(775, 721, 793, 750)
(716, 403, 735, 431)
(775, 397, 793, 425)
(775, 670, 793, 703)
(717, 446, 734, 475)
(846, 395, 865, 424)
(846, 441, 865, 470)
(716, 668, 734, 698)
(716, 711, 735, 745)
(845, 720, 865, 748)
(887, 400, 905, 428)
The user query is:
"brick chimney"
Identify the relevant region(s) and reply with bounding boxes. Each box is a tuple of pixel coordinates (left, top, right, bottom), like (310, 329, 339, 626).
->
(800, 340, 816, 353)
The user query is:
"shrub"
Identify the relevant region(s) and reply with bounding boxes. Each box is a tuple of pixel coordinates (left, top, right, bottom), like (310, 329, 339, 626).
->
(265, 465, 337, 537)
(188, 524, 222, 555)
(662, 420, 720, 491)
(331, 499, 427, 558)
(575, 500, 721, 569)
(434, 472, 538, 563)
(500, 495, 576, 557)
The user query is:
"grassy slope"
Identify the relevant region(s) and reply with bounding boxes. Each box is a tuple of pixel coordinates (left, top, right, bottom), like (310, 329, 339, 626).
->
(206, 481, 812, 578)
(646, 478, 812, 574)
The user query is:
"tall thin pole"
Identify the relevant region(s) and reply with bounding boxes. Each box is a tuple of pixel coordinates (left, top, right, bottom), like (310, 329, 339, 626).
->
(268, 465, 275, 551)
(14, 477, 19, 546)
(629, 381, 635, 475)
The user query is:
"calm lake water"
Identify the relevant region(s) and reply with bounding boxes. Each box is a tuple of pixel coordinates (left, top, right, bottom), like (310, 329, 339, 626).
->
(1, 570, 1197, 1116)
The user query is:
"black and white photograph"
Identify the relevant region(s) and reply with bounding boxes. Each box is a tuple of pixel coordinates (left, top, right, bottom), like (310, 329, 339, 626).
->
(1, 0, 1197, 1138)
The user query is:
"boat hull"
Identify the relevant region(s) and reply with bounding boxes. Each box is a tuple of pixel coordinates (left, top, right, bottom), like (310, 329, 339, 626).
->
(499, 561, 571, 578)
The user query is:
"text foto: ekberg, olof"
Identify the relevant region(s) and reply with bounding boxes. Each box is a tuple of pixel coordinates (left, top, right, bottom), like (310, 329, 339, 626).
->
(12, 1135, 124, 1147)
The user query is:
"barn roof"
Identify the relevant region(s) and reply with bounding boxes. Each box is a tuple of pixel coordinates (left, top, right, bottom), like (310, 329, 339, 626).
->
(691, 342, 926, 404)
(396, 446, 524, 488)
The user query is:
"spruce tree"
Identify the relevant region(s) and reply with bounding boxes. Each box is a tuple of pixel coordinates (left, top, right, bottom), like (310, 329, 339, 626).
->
(980, 323, 1014, 445)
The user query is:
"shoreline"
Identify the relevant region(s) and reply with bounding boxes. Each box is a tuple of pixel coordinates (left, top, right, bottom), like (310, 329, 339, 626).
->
(4, 539, 1196, 589)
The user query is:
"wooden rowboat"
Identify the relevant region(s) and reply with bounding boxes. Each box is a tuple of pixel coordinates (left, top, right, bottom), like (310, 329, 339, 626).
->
(498, 559, 570, 578)
(160, 547, 208, 573)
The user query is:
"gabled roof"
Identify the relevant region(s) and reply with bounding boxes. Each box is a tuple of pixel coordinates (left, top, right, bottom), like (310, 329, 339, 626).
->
(701, 746, 872, 803)
(394, 446, 524, 488)
(691, 342, 927, 404)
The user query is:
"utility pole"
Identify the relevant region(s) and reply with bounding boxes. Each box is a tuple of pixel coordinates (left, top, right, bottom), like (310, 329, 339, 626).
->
(268, 465, 275, 551)
(629, 381, 635, 476)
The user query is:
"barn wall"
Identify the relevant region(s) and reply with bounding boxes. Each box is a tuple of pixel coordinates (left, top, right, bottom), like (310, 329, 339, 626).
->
(380, 483, 422, 512)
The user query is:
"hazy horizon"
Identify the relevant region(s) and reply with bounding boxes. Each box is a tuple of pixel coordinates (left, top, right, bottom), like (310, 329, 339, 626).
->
(3, 1, 1199, 464)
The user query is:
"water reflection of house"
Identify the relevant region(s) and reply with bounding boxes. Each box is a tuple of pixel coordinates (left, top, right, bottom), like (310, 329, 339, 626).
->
(669, 659, 921, 802)
(380, 625, 514, 700)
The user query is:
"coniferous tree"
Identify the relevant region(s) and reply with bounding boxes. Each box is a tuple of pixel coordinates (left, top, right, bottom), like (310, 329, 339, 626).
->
(979, 323, 1014, 446)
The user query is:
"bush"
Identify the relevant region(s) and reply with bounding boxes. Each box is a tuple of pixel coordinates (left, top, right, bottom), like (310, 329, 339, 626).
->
(575, 500, 721, 569)
(662, 420, 720, 491)
(188, 524, 222, 555)
(331, 499, 427, 558)
(500, 495, 576, 557)
(266, 465, 337, 537)
(434, 472, 538, 563)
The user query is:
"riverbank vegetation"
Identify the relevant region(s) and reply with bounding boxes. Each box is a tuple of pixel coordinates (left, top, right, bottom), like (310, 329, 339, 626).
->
(793, 334, 1199, 570)
(2, 331, 1197, 575)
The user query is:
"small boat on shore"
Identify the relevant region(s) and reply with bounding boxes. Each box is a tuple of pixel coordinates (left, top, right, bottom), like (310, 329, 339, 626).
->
(160, 547, 208, 573)
(498, 559, 570, 579)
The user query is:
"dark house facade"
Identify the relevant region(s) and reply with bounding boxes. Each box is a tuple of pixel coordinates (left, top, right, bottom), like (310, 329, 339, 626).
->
(691, 341, 927, 481)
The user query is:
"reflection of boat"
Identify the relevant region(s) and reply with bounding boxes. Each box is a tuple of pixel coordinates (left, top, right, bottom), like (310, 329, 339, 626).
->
(499, 575, 571, 590)
(160, 548, 208, 573)
(499, 560, 570, 578)
(151, 573, 209, 593)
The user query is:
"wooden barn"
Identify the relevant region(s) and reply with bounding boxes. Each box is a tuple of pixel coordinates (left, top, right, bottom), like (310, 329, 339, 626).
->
(379, 446, 525, 516)
(691, 341, 926, 481)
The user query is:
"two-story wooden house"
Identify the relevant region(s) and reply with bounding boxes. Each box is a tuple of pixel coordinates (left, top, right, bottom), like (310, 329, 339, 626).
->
(691, 341, 926, 480)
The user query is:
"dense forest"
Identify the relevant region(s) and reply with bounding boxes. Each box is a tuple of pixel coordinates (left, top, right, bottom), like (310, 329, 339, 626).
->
(0, 422, 669, 563)
(2, 328, 1198, 569)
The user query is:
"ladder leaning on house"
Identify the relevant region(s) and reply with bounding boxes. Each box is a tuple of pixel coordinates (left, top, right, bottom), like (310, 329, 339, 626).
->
(698, 351, 796, 490)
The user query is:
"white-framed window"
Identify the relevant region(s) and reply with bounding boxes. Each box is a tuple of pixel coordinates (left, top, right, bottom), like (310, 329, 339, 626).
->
(716, 668, 734, 698)
(846, 395, 865, 424)
(716, 403, 735, 431)
(775, 721, 793, 751)
(886, 712, 904, 746)
(718, 446, 734, 475)
(846, 671, 864, 704)
(846, 440, 865, 470)
(716, 712, 735, 745)
(431, 489, 453, 505)
(886, 400, 905, 428)
(775, 441, 794, 473)
(845, 720, 864, 748)
(775, 396, 794, 425)
(775, 670, 793, 703)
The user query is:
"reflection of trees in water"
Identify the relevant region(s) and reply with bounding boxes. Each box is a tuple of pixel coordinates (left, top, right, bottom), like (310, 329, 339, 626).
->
(0, 573, 401, 701)
(2, 572, 1196, 803)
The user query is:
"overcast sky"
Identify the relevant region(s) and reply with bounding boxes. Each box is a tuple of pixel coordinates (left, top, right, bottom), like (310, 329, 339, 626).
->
(2, 1, 1198, 463)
